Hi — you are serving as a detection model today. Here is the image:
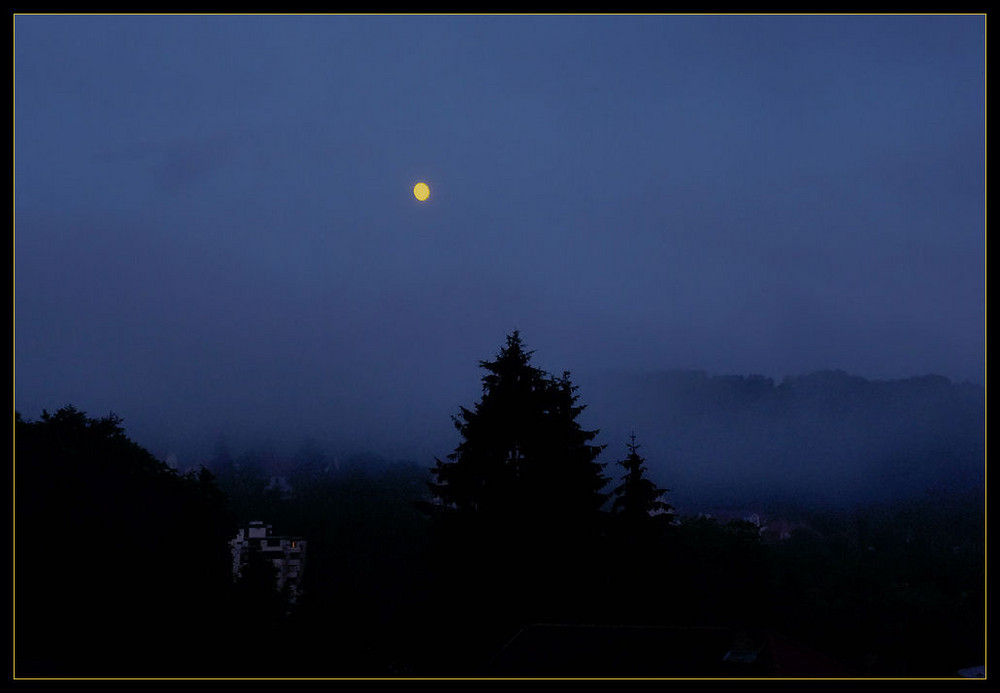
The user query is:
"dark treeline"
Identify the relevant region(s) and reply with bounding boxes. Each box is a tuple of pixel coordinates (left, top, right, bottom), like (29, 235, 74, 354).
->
(15, 407, 233, 676)
(14, 333, 984, 677)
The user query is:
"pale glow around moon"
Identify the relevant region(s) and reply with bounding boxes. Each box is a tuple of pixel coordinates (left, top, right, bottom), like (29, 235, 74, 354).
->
(413, 182, 430, 201)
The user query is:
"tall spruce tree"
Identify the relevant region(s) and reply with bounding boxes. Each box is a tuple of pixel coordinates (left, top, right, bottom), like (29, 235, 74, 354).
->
(426, 331, 609, 544)
(601, 433, 676, 625)
(611, 431, 673, 526)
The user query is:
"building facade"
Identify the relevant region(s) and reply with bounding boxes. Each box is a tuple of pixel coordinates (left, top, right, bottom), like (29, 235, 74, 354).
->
(230, 521, 307, 604)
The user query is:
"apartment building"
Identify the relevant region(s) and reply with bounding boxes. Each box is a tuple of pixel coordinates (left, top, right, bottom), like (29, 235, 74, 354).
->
(230, 521, 306, 604)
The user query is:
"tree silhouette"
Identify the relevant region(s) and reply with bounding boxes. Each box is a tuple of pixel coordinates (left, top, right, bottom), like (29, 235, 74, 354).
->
(603, 432, 675, 624)
(420, 331, 610, 637)
(611, 431, 673, 526)
(425, 331, 608, 543)
(15, 406, 234, 676)
(231, 546, 286, 636)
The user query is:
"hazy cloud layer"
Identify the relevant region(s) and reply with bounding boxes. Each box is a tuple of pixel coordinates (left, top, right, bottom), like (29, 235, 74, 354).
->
(15, 15, 985, 470)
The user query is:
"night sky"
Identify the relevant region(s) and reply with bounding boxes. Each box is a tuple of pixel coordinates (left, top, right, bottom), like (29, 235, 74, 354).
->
(14, 14, 986, 467)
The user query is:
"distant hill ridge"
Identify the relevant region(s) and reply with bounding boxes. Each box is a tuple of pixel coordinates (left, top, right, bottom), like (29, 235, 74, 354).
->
(587, 368, 984, 509)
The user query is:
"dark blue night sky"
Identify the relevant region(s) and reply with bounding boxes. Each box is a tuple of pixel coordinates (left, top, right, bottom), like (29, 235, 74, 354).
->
(14, 14, 985, 466)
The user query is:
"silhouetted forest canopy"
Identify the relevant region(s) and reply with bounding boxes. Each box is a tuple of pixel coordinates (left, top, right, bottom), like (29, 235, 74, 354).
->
(14, 333, 985, 678)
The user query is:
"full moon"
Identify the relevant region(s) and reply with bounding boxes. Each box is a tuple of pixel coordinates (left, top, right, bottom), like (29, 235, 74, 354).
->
(413, 182, 430, 201)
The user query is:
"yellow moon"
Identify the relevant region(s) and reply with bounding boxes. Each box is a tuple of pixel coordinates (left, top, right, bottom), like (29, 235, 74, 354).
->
(413, 182, 430, 201)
